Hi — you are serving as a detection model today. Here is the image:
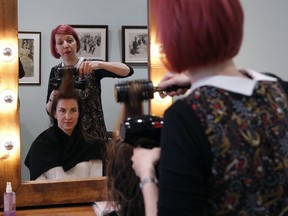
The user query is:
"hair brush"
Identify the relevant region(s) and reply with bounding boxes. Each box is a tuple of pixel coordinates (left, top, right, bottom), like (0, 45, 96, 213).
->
(114, 79, 191, 103)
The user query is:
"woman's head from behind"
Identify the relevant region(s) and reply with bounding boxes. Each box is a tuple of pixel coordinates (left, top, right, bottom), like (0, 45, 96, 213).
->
(50, 69, 82, 135)
(154, 0, 244, 73)
(50, 24, 81, 59)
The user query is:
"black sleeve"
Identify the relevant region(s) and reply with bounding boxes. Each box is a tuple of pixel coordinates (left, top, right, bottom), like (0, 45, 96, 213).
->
(158, 100, 212, 216)
(19, 58, 25, 79)
(46, 66, 58, 104)
(94, 65, 134, 79)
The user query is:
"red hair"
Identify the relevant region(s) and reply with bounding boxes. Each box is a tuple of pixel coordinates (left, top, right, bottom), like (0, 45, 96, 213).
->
(153, 0, 244, 73)
(50, 24, 81, 59)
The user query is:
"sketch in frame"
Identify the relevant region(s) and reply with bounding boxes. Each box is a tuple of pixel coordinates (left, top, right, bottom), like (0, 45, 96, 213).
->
(122, 26, 148, 66)
(18, 32, 41, 85)
(71, 25, 108, 61)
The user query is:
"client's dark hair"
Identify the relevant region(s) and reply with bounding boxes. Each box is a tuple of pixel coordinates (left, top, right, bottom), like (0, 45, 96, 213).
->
(106, 142, 144, 216)
(50, 68, 82, 126)
(106, 81, 145, 216)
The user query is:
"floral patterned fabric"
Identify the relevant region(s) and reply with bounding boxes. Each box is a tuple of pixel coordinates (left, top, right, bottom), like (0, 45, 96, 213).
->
(185, 81, 288, 215)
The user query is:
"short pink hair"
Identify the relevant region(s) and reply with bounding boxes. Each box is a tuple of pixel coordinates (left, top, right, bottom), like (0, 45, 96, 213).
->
(50, 24, 81, 59)
(153, 0, 244, 73)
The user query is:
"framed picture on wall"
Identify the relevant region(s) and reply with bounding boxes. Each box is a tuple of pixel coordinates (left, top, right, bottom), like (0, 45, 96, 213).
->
(70, 25, 108, 61)
(122, 26, 148, 66)
(18, 31, 41, 85)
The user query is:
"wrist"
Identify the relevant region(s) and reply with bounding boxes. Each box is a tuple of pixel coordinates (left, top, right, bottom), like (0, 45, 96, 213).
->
(139, 177, 158, 189)
(139, 166, 156, 181)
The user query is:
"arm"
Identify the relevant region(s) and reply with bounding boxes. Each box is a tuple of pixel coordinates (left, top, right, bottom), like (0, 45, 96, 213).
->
(46, 67, 59, 114)
(157, 101, 211, 216)
(79, 60, 132, 77)
(45, 90, 58, 114)
(131, 147, 160, 216)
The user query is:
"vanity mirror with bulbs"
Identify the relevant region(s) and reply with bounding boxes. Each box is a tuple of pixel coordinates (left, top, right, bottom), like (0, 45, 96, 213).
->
(1, 0, 288, 214)
(0, 0, 155, 211)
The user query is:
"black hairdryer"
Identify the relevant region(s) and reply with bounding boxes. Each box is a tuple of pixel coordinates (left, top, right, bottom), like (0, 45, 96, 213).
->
(120, 114, 164, 149)
(49, 66, 86, 90)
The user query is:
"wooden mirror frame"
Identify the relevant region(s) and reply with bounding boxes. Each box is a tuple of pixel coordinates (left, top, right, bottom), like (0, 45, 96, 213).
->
(1, 0, 151, 208)
(0, 0, 150, 208)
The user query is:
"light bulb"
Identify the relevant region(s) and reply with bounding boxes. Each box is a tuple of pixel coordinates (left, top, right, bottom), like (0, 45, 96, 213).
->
(0, 44, 16, 62)
(0, 89, 16, 105)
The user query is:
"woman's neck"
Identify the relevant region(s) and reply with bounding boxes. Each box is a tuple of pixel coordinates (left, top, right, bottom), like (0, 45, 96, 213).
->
(185, 59, 247, 82)
(63, 56, 79, 67)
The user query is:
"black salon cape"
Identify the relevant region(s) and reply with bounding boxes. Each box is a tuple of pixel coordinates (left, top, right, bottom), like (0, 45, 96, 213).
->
(24, 125, 105, 180)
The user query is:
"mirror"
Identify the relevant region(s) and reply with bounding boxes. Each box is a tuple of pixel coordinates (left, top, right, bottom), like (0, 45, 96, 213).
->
(0, 0, 149, 208)
(18, 0, 148, 181)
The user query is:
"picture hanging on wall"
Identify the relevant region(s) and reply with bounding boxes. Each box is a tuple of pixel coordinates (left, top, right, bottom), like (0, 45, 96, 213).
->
(70, 25, 108, 61)
(122, 26, 148, 66)
(18, 31, 41, 85)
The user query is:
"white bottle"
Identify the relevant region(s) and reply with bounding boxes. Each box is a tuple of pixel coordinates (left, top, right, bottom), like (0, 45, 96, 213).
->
(4, 182, 16, 216)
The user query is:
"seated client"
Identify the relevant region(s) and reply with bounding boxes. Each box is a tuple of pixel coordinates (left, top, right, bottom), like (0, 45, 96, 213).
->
(25, 69, 105, 180)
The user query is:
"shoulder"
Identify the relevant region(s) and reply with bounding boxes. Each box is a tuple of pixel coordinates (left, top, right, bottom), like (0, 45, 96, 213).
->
(31, 127, 54, 147)
(50, 63, 62, 72)
(165, 98, 192, 116)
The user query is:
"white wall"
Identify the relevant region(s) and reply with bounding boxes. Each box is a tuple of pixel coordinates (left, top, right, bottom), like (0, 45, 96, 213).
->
(18, 0, 148, 180)
(236, 0, 288, 79)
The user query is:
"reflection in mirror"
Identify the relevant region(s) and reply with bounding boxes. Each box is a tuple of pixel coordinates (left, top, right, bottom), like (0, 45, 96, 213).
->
(18, 0, 148, 181)
(25, 70, 105, 180)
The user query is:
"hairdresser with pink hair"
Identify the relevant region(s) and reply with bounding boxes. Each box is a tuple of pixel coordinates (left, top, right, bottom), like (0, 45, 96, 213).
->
(131, 0, 288, 215)
(46, 24, 134, 143)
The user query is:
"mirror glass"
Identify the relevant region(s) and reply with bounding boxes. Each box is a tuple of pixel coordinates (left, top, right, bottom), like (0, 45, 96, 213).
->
(18, 0, 149, 181)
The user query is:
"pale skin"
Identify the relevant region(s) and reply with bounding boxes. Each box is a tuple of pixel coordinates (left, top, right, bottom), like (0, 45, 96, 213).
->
(131, 147, 161, 216)
(46, 33, 131, 114)
(54, 99, 79, 136)
(131, 59, 251, 216)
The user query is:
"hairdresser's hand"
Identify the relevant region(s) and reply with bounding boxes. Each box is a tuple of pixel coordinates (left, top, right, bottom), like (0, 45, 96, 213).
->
(131, 147, 160, 180)
(158, 71, 191, 98)
(49, 90, 58, 102)
(79, 61, 101, 75)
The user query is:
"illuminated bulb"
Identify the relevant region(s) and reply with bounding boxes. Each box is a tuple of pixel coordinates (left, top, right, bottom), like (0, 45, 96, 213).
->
(0, 89, 16, 105)
(4, 140, 14, 150)
(0, 44, 16, 62)
(0, 138, 15, 161)
(1, 136, 17, 151)
(0, 135, 17, 160)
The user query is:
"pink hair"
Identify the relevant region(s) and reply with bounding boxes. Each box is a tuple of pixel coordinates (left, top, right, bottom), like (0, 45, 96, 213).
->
(50, 24, 81, 59)
(153, 0, 244, 73)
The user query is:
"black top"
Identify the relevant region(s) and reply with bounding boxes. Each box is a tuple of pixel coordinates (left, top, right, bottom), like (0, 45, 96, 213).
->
(24, 124, 106, 180)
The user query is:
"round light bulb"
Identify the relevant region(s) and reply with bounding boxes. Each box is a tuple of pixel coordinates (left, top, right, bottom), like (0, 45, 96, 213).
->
(0, 44, 16, 62)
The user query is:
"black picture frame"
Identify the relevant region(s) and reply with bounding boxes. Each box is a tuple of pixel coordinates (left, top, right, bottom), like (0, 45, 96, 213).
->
(71, 25, 108, 61)
(122, 25, 148, 66)
(18, 31, 41, 85)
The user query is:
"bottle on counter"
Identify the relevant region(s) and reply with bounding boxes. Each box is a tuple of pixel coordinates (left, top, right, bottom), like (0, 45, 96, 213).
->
(4, 182, 16, 216)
